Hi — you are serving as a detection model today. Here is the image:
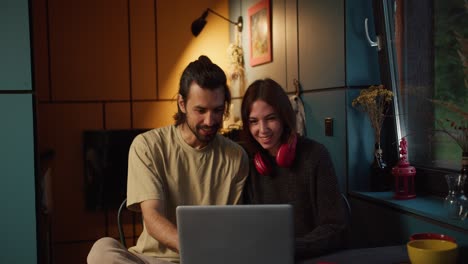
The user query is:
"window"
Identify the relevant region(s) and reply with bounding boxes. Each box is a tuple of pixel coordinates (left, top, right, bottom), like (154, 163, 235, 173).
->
(375, 0, 467, 174)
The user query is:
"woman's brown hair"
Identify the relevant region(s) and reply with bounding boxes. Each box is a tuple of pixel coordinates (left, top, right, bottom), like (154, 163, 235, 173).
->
(241, 78, 297, 154)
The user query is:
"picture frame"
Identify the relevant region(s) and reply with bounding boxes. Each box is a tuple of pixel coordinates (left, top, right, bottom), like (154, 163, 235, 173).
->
(248, 0, 272, 67)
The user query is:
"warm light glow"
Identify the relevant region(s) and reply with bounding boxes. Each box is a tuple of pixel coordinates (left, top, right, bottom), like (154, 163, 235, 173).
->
(157, 3, 229, 94)
(151, 0, 230, 127)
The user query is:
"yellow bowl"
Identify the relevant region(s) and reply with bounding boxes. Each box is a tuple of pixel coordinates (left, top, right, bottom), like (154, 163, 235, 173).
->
(407, 239, 458, 264)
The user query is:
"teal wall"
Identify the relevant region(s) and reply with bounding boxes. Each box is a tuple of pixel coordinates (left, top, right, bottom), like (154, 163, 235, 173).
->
(303, 90, 347, 193)
(343, 0, 381, 192)
(298, 0, 380, 193)
(0, 95, 37, 263)
(0, 0, 32, 91)
(345, 0, 381, 86)
(0, 0, 37, 263)
(346, 89, 375, 191)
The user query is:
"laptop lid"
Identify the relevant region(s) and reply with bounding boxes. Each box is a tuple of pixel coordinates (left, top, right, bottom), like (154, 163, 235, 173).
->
(176, 204, 294, 264)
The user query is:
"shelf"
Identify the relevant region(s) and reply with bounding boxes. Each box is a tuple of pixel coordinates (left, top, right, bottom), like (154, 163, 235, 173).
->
(350, 191, 468, 233)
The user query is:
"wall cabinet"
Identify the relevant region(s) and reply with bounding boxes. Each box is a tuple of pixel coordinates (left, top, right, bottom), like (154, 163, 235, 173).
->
(298, 0, 345, 90)
(298, 0, 380, 192)
(0, 96, 36, 263)
(0, 0, 32, 91)
(0, 0, 37, 263)
(345, 0, 381, 86)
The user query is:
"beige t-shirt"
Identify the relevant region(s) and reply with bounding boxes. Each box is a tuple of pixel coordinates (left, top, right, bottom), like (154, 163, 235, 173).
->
(127, 125, 249, 263)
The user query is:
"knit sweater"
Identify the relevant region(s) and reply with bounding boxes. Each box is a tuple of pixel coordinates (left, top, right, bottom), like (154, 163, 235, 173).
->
(243, 136, 348, 260)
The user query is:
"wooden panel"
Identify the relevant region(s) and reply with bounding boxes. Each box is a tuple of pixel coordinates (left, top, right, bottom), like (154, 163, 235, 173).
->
(298, 0, 345, 90)
(241, 0, 289, 90)
(107, 206, 142, 248)
(285, 0, 299, 93)
(105, 102, 131, 129)
(106, 208, 121, 239)
(48, 0, 130, 100)
(129, 0, 157, 100)
(31, 0, 51, 100)
(37, 103, 107, 241)
(54, 241, 95, 264)
(132, 101, 177, 129)
(156, 0, 230, 99)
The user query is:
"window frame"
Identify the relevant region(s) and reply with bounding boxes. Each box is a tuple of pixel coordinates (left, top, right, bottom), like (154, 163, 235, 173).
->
(371, 0, 462, 196)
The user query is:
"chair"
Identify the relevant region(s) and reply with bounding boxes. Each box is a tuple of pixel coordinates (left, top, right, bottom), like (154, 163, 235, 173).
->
(117, 198, 128, 247)
(341, 193, 352, 221)
(341, 193, 353, 248)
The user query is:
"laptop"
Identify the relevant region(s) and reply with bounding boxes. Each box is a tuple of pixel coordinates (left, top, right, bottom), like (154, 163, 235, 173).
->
(176, 204, 294, 264)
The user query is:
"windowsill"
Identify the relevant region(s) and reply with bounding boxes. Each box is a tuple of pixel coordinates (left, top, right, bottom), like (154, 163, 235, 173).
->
(349, 191, 468, 232)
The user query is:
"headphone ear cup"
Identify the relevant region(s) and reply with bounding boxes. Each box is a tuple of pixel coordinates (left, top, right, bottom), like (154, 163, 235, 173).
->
(254, 152, 271, 176)
(276, 133, 297, 167)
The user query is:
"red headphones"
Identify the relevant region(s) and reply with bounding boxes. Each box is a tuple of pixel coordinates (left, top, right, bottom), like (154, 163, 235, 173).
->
(254, 133, 298, 176)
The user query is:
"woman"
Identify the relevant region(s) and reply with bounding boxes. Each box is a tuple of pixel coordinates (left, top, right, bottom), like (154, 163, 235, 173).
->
(241, 78, 348, 260)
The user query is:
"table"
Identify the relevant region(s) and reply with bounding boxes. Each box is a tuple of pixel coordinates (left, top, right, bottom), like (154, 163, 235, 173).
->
(299, 245, 410, 264)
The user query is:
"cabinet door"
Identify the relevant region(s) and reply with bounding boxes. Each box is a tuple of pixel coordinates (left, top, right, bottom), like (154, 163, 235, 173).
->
(0, 0, 32, 91)
(296, 0, 346, 192)
(346, 0, 381, 86)
(240, 0, 298, 92)
(298, 0, 345, 90)
(0, 94, 37, 263)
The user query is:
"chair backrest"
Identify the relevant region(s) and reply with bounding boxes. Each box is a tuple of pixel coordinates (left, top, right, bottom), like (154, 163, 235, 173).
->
(340, 193, 352, 248)
(341, 193, 352, 222)
(117, 198, 128, 247)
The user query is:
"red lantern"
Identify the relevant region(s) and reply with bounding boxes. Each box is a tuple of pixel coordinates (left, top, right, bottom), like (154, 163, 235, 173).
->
(392, 137, 416, 200)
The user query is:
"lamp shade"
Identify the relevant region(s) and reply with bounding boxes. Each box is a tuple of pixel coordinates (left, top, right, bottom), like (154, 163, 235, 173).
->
(191, 10, 209, 37)
(191, 18, 207, 37)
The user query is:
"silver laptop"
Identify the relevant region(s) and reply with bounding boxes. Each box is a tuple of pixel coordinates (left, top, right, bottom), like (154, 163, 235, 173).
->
(176, 204, 294, 264)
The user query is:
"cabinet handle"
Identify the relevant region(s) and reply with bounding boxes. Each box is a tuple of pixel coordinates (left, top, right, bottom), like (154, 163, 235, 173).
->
(364, 18, 381, 50)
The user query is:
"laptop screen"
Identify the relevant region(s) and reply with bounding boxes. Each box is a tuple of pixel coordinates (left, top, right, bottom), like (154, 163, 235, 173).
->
(176, 204, 294, 264)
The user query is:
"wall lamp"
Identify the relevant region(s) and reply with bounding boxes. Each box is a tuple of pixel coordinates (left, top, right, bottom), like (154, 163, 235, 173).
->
(191, 8, 243, 37)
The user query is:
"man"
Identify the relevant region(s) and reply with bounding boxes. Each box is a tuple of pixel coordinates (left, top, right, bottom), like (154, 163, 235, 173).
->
(87, 55, 249, 264)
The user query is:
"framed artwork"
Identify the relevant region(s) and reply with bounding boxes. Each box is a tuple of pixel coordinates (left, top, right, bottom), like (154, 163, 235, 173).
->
(248, 0, 272, 66)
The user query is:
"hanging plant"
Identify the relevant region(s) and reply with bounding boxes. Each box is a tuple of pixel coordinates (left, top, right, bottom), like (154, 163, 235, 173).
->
(227, 42, 245, 81)
(226, 30, 246, 97)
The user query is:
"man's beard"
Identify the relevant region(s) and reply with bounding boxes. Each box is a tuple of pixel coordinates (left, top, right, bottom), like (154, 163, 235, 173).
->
(185, 120, 220, 143)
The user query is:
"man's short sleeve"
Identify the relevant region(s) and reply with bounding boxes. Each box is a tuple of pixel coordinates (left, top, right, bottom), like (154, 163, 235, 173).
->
(126, 133, 165, 212)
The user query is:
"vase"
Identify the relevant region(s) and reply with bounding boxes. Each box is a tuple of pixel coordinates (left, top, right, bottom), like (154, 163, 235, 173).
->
(443, 173, 467, 220)
(371, 143, 390, 191)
